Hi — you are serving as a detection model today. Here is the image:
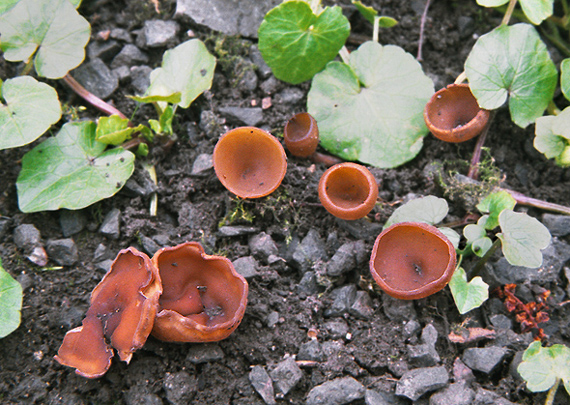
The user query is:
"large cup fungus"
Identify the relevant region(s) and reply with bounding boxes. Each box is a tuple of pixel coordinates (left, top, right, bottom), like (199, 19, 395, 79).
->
(424, 83, 490, 143)
(213, 126, 287, 198)
(283, 112, 319, 158)
(151, 242, 248, 343)
(369, 222, 456, 300)
(54, 247, 162, 378)
(318, 162, 379, 220)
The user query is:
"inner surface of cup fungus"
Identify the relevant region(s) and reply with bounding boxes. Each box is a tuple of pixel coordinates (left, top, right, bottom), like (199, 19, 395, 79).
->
(318, 162, 379, 220)
(370, 222, 456, 300)
(424, 83, 490, 143)
(213, 126, 287, 198)
(151, 242, 248, 342)
(284, 112, 319, 157)
(55, 247, 162, 378)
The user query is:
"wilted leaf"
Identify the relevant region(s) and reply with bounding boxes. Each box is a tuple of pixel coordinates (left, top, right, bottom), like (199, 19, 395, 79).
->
(518, 341, 570, 395)
(0, 258, 23, 338)
(449, 267, 489, 314)
(384, 196, 448, 228)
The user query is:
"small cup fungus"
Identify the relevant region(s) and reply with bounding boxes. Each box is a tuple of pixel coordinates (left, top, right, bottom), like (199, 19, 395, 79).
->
(318, 162, 379, 220)
(424, 83, 490, 143)
(283, 112, 319, 157)
(151, 242, 248, 343)
(55, 247, 162, 378)
(213, 126, 287, 198)
(369, 222, 456, 300)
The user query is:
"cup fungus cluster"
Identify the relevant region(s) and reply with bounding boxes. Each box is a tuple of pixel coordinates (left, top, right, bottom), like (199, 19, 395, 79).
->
(55, 243, 248, 378)
(424, 83, 490, 143)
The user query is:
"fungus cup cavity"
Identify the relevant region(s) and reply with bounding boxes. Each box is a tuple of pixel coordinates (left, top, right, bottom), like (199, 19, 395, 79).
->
(424, 83, 490, 143)
(318, 162, 378, 220)
(370, 222, 456, 300)
(213, 126, 287, 198)
(284, 112, 319, 157)
(151, 242, 248, 343)
(55, 247, 162, 378)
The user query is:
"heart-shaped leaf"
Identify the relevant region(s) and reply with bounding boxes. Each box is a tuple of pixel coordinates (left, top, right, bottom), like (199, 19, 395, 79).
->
(518, 341, 570, 395)
(476, 190, 516, 230)
(0, 76, 61, 150)
(258, 1, 350, 84)
(308, 41, 434, 168)
(465, 23, 557, 128)
(463, 215, 493, 257)
(17, 121, 135, 212)
(0, 258, 23, 338)
(384, 196, 448, 228)
(0, 0, 90, 79)
(144, 39, 215, 109)
(534, 107, 570, 166)
(497, 209, 551, 268)
(449, 267, 489, 314)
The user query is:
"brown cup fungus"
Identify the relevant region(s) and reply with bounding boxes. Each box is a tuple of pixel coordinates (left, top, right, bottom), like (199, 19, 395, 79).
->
(318, 162, 378, 220)
(151, 242, 248, 343)
(424, 83, 490, 143)
(369, 222, 456, 300)
(284, 112, 319, 157)
(55, 247, 162, 378)
(213, 126, 287, 198)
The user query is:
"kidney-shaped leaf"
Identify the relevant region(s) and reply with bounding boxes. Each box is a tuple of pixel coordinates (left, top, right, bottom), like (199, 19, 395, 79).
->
(449, 267, 489, 314)
(258, 1, 350, 84)
(497, 209, 551, 268)
(0, 76, 61, 150)
(0, 0, 90, 79)
(384, 195, 448, 228)
(518, 341, 570, 395)
(17, 121, 135, 213)
(308, 41, 434, 168)
(465, 23, 557, 128)
(0, 258, 23, 339)
(144, 39, 215, 109)
(519, 0, 554, 25)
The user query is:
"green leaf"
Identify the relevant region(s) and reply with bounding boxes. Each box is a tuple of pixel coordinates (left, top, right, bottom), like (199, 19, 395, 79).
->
(307, 41, 434, 168)
(0, 258, 23, 338)
(0, 0, 20, 15)
(352, 1, 377, 24)
(534, 108, 570, 166)
(0, 76, 61, 150)
(476, 0, 509, 6)
(449, 267, 489, 314)
(0, 0, 90, 79)
(96, 115, 136, 145)
(378, 16, 398, 28)
(145, 39, 215, 109)
(258, 1, 350, 84)
(129, 93, 182, 105)
(384, 196, 448, 229)
(518, 341, 570, 395)
(497, 209, 551, 268)
(561, 59, 570, 102)
(465, 23, 557, 128)
(476, 190, 516, 230)
(16, 121, 135, 212)
(519, 0, 553, 25)
(439, 227, 461, 250)
(464, 215, 494, 257)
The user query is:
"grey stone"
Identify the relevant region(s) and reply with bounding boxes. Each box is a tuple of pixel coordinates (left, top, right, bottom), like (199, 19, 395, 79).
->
(297, 271, 319, 296)
(87, 39, 121, 62)
(335, 217, 384, 240)
(99, 208, 121, 239)
(199, 110, 226, 138)
(365, 389, 399, 405)
(429, 381, 475, 405)
(218, 226, 259, 237)
(249, 232, 279, 260)
(305, 376, 365, 405)
(46, 239, 78, 266)
(249, 365, 276, 405)
(14, 224, 41, 250)
(541, 213, 570, 236)
(123, 385, 162, 405)
(323, 319, 349, 339)
(219, 106, 263, 126)
(325, 284, 357, 317)
(113, 65, 131, 81)
(110, 28, 132, 42)
(59, 210, 86, 237)
(489, 314, 512, 330)
(232, 256, 259, 279)
(142, 20, 180, 48)
(250, 45, 272, 79)
(382, 294, 417, 322)
(473, 387, 516, 405)
(140, 235, 161, 256)
(349, 290, 374, 319)
(297, 339, 326, 362)
(260, 76, 279, 95)
(93, 243, 111, 262)
(238, 68, 258, 92)
(403, 320, 422, 339)
(462, 346, 509, 374)
(175, 0, 281, 38)
(191, 153, 213, 175)
(130, 65, 153, 94)
(95, 259, 113, 273)
(0, 216, 10, 239)
(72, 58, 118, 99)
(276, 87, 304, 105)
(267, 311, 279, 327)
(452, 358, 475, 384)
(163, 371, 197, 404)
(326, 242, 357, 277)
(407, 324, 440, 367)
(186, 343, 224, 364)
(269, 357, 303, 396)
(508, 350, 525, 382)
(395, 366, 449, 401)
(291, 229, 327, 272)
(111, 44, 149, 69)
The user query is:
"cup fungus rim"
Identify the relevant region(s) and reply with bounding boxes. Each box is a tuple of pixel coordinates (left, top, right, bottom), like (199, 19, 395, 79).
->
(283, 112, 319, 158)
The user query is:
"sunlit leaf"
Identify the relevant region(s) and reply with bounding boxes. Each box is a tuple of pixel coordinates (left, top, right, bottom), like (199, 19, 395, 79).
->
(384, 196, 448, 228)
(463, 215, 493, 257)
(534, 107, 570, 166)
(96, 115, 135, 145)
(561, 59, 570, 102)
(476, 190, 516, 230)
(449, 267, 489, 314)
(476, 0, 509, 6)
(519, 0, 554, 25)
(518, 341, 570, 395)
(0, 258, 23, 338)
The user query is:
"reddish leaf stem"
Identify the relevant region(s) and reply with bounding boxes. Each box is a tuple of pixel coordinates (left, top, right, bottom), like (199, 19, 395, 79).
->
(416, 0, 432, 61)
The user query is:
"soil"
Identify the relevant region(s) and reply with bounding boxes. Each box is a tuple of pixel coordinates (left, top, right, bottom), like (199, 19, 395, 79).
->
(1, 0, 570, 404)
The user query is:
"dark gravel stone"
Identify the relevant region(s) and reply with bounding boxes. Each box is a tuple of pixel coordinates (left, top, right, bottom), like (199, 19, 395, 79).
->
(130, 65, 153, 94)
(291, 229, 327, 273)
(395, 366, 449, 401)
(269, 357, 303, 396)
(110, 28, 132, 42)
(297, 271, 319, 296)
(219, 106, 263, 127)
(140, 235, 161, 256)
(297, 339, 326, 362)
(249, 232, 279, 260)
(142, 20, 180, 48)
(59, 209, 86, 237)
(473, 387, 517, 405)
(93, 243, 112, 262)
(403, 319, 422, 339)
(323, 319, 349, 339)
(462, 346, 509, 374)
(0, 216, 10, 239)
(489, 314, 512, 330)
(305, 376, 365, 405)
(325, 284, 357, 317)
(72, 58, 118, 99)
(349, 290, 374, 319)
(232, 256, 260, 279)
(111, 44, 149, 69)
(87, 39, 121, 62)
(191, 153, 213, 175)
(163, 371, 197, 404)
(275, 87, 304, 105)
(46, 239, 78, 266)
(382, 294, 417, 322)
(186, 343, 224, 364)
(123, 385, 162, 405)
(326, 242, 357, 277)
(407, 323, 440, 367)
(218, 226, 260, 237)
(13, 224, 42, 249)
(249, 365, 276, 405)
(429, 381, 475, 405)
(99, 208, 121, 240)
(541, 213, 570, 236)
(250, 45, 272, 79)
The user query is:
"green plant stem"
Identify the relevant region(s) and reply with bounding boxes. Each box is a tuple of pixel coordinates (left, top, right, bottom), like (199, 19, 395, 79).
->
(545, 378, 560, 405)
(468, 238, 501, 279)
(416, 0, 432, 61)
(21, 59, 34, 76)
(454, 71, 467, 84)
(339, 46, 350, 64)
(62, 74, 128, 120)
(547, 100, 561, 116)
(373, 16, 380, 43)
(501, 0, 518, 26)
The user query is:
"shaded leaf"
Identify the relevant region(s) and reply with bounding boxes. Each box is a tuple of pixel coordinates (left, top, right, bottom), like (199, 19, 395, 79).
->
(384, 196, 448, 229)
(464, 215, 493, 257)
(476, 0, 509, 6)
(0, 258, 23, 338)
(476, 190, 516, 229)
(534, 107, 570, 166)
(308, 41, 434, 168)
(562, 59, 570, 102)
(17, 121, 135, 212)
(439, 227, 461, 250)
(518, 341, 570, 395)
(449, 267, 489, 314)
(352, 1, 377, 24)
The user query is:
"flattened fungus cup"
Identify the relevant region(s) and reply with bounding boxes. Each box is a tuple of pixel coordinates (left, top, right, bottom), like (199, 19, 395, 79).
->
(369, 222, 456, 300)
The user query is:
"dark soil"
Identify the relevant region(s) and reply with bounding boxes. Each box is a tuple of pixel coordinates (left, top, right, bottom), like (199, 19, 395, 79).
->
(1, 0, 569, 404)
